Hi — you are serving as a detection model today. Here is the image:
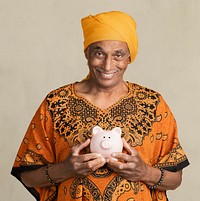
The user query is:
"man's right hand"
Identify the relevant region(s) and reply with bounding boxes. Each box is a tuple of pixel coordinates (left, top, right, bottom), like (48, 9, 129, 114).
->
(21, 139, 106, 188)
(61, 139, 106, 179)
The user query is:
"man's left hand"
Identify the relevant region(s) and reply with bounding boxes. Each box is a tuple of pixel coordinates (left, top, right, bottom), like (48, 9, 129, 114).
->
(106, 138, 149, 182)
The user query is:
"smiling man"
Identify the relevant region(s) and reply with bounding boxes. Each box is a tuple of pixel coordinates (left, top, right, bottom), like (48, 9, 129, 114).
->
(11, 11, 189, 201)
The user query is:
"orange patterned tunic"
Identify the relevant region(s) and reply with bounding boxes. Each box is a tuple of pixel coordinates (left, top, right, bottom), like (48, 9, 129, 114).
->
(11, 82, 189, 201)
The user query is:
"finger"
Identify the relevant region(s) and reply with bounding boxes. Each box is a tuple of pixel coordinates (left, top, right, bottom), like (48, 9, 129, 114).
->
(122, 138, 138, 156)
(72, 139, 91, 156)
(107, 164, 119, 173)
(73, 163, 92, 177)
(112, 152, 136, 163)
(107, 157, 136, 174)
(77, 152, 102, 163)
(88, 157, 106, 171)
(75, 157, 106, 176)
(106, 157, 122, 169)
(106, 159, 125, 174)
(122, 138, 132, 155)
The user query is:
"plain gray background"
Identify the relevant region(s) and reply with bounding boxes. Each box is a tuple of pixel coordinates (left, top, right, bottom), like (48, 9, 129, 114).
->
(1, 0, 199, 200)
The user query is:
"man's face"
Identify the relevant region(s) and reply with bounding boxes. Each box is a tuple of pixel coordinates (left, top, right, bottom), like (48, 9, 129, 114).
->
(85, 40, 130, 89)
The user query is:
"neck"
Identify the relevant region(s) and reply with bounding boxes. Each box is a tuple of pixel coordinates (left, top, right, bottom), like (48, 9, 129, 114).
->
(85, 79, 128, 96)
(74, 80, 129, 110)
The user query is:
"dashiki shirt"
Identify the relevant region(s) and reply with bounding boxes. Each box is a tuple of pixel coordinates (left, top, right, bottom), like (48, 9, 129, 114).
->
(11, 82, 189, 201)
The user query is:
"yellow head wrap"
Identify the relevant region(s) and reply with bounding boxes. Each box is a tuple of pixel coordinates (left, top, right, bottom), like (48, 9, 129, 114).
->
(81, 11, 138, 63)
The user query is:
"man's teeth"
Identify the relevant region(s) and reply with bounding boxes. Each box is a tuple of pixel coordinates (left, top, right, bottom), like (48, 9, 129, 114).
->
(97, 70, 118, 78)
(101, 72, 115, 77)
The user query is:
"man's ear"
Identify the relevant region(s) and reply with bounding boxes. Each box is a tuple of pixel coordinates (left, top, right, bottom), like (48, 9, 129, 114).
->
(84, 48, 89, 59)
(128, 56, 131, 64)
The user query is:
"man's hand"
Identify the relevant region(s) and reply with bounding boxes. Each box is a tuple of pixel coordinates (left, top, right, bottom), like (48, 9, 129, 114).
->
(62, 139, 106, 179)
(106, 138, 149, 182)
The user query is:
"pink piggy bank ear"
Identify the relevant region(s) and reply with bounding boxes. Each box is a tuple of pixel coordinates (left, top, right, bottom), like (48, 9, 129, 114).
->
(92, 126, 103, 136)
(112, 127, 122, 136)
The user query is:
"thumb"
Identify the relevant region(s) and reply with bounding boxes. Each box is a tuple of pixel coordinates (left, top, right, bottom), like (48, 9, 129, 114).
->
(72, 139, 90, 156)
(122, 138, 137, 156)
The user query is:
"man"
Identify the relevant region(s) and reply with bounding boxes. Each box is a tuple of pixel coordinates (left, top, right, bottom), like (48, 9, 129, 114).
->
(11, 11, 189, 201)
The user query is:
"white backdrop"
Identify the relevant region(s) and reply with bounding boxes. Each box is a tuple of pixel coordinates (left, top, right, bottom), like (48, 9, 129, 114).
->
(1, 0, 199, 200)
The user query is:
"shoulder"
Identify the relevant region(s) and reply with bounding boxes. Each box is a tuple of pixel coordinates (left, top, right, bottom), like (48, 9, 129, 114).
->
(46, 83, 74, 101)
(129, 82, 174, 115)
(128, 82, 172, 112)
(128, 82, 175, 118)
(128, 82, 161, 99)
(43, 83, 75, 118)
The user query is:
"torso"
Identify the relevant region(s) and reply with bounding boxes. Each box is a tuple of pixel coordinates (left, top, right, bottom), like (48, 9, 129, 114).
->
(45, 82, 166, 200)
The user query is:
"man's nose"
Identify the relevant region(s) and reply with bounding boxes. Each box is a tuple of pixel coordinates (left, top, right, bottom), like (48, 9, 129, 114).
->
(103, 55, 114, 71)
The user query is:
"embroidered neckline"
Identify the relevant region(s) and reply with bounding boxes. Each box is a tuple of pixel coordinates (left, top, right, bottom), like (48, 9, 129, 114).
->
(71, 81, 132, 112)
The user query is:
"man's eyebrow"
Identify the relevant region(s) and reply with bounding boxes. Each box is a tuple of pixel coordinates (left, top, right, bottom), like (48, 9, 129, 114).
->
(114, 49, 126, 54)
(90, 45, 104, 51)
(91, 46, 125, 52)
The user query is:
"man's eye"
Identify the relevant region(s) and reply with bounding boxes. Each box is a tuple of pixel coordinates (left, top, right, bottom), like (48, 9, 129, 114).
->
(116, 54, 122, 58)
(95, 52, 104, 58)
(114, 54, 124, 61)
(96, 52, 103, 56)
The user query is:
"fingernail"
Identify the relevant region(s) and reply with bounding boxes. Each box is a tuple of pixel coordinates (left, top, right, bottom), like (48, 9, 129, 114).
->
(96, 153, 101, 157)
(112, 153, 117, 157)
(101, 157, 106, 162)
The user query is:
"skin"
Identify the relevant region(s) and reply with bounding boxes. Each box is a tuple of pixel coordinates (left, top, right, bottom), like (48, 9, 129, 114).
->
(21, 40, 182, 191)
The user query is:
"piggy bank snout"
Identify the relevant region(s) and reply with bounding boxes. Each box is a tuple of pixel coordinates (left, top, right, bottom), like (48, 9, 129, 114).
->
(90, 126, 123, 158)
(100, 140, 112, 150)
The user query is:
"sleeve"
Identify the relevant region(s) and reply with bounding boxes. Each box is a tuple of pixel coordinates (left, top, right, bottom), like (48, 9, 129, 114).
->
(152, 95, 190, 172)
(11, 97, 57, 201)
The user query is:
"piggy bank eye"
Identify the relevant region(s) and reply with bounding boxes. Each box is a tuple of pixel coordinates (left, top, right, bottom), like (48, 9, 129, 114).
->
(108, 137, 111, 139)
(103, 136, 105, 138)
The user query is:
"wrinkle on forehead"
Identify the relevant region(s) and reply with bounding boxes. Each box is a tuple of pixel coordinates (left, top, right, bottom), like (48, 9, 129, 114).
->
(88, 40, 130, 55)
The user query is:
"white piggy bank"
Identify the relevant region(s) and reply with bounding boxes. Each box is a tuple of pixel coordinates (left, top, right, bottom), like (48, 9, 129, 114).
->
(90, 126, 123, 158)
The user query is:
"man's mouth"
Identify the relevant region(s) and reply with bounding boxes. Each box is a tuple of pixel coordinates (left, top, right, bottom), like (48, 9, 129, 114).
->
(96, 69, 119, 79)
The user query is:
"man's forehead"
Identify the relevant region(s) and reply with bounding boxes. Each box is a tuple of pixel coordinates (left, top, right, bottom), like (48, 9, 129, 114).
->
(89, 41, 129, 52)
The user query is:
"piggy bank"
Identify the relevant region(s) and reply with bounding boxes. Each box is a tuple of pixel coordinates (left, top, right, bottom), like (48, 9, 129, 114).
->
(90, 126, 123, 158)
